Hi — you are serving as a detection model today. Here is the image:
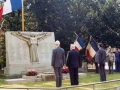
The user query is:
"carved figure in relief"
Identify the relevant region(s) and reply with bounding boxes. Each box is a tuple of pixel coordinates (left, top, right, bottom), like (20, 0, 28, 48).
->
(11, 32, 51, 63)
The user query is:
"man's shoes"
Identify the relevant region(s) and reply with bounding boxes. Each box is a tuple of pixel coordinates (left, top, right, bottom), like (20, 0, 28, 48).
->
(100, 80, 106, 82)
(96, 72, 98, 73)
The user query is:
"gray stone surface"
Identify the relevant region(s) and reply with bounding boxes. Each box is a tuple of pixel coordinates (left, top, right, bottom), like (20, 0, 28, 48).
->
(41, 74, 55, 81)
(4, 31, 55, 75)
(78, 73, 87, 77)
(22, 75, 37, 79)
(5, 74, 22, 79)
(4, 73, 87, 84)
(4, 78, 35, 84)
(5, 75, 43, 84)
(83, 62, 88, 72)
(63, 73, 69, 80)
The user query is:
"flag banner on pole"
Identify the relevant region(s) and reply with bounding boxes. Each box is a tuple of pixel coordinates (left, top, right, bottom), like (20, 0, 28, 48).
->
(0, 0, 22, 21)
(85, 36, 98, 60)
(74, 37, 85, 50)
(3, 0, 22, 15)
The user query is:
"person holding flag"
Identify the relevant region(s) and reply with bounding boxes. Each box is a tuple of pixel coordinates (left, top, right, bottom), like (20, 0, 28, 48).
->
(97, 43, 106, 81)
(86, 36, 99, 73)
(66, 33, 85, 85)
(86, 36, 106, 81)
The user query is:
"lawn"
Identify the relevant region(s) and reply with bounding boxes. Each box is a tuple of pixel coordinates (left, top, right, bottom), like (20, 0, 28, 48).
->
(0, 72, 120, 90)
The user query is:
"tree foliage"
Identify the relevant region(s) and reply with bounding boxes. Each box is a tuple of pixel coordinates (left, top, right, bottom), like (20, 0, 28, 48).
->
(24, 0, 120, 49)
(0, 0, 120, 67)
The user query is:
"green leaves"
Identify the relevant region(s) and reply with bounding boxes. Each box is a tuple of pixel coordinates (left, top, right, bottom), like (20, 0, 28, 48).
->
(0, 0, 120, 67)
(0, 34, 5, 68)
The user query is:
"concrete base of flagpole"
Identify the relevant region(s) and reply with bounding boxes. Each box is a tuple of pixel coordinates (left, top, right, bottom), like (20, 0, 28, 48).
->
(78, 62, 88, 73)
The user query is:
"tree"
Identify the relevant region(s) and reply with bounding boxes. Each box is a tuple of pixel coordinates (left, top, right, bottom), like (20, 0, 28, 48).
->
(1, 0, 120, 67)
(86, 0, 120, 47)
(0, 34, 5, 69)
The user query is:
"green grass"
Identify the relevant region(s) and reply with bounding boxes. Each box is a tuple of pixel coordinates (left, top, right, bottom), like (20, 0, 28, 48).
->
(1, 72, 120, 90)
(0, 75, 6, 85)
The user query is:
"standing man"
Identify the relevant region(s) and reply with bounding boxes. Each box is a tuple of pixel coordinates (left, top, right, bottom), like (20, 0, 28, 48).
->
(51, 40, 65, 87)
(66, 44, 80, 85)
(97, 43, 106, 82)
(107, 49, 115, 74)
(115, 48, 120, 72)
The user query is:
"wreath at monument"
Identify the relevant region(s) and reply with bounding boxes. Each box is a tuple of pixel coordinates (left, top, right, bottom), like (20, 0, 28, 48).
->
(26, 70, 38, 76)
(62, 67, 69, 74)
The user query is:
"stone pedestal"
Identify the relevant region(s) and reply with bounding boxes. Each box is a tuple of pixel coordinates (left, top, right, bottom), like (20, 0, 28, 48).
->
(41, 72, 55, 81)
(83, 62, 88, 72)
(41, 74, 55, 81)
(22, 75, 42, 82)
(63, 73, 69, 80)
(4, 73, 87, 84)
(22, 75, 37, 79)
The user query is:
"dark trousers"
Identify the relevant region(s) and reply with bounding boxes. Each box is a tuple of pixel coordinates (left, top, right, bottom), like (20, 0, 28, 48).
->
(118, 62, 120, 72)
(54, 67, 62, 87)
(108, 61, 113, 74)
(68, 68, 79, 85)
(99, 65, 106, 81)
(95, 62, 99, 73)
(115, 62, 120, 72)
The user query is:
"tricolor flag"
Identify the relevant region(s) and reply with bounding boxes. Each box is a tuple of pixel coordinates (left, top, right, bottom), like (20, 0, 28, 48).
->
(85, 36, 99, 60)
(0, 6, 3, 21)
(74, 37, 85, 50)
(0, 0, 22, 21)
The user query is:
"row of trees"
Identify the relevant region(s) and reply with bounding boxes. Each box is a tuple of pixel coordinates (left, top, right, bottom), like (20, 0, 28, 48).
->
(0, 0, 120, 67)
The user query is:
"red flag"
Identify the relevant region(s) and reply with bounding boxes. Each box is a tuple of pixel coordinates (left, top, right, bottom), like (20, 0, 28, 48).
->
(0, 6, 3, 21)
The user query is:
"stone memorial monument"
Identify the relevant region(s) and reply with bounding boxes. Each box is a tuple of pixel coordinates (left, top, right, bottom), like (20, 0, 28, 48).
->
(4, 31, 55, 75)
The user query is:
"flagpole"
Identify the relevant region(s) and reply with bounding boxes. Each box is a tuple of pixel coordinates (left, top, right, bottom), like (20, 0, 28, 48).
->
(74, 32, 78, 41)
(0, 19, 5, 34)
(74, 32, 78, 36)
(22, 0, 24, 32)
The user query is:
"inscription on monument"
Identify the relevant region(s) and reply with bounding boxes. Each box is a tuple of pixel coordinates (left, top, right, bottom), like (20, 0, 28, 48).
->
(4, 31, 55, 75)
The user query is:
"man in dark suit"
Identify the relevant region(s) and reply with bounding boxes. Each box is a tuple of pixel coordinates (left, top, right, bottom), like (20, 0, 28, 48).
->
(97, 43, 106, 81)
(115, 48, 120, 72)
(51, 40, 65, 87)
(66, 44, 80, 85)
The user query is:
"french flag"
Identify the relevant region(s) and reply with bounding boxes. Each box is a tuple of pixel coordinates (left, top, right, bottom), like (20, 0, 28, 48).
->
(85, 36, 99, 60)
(0, 0, 22, 20)
(74, 37, 85, 50)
